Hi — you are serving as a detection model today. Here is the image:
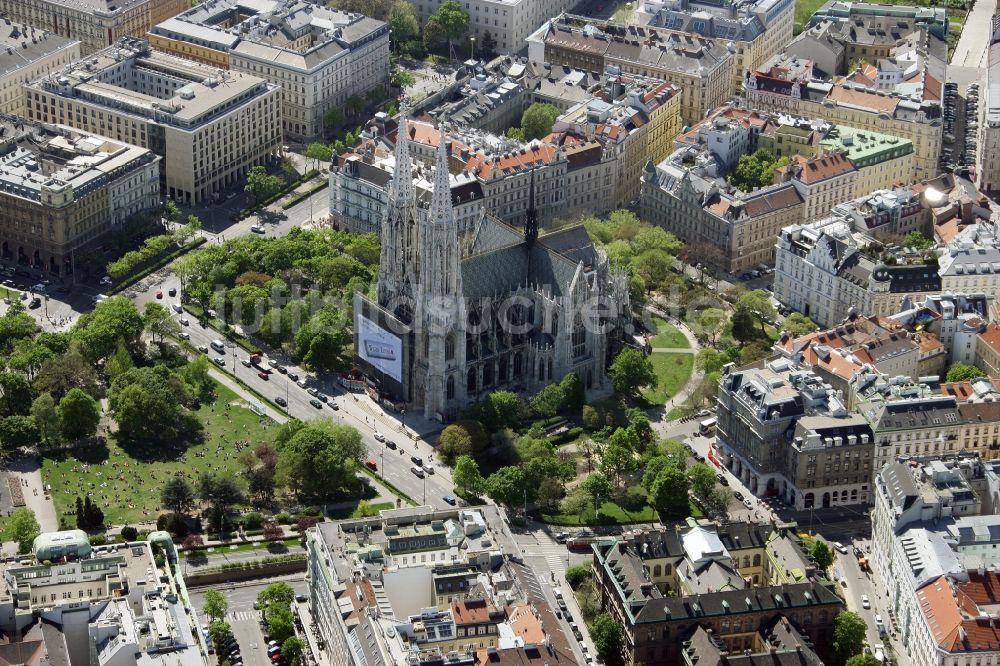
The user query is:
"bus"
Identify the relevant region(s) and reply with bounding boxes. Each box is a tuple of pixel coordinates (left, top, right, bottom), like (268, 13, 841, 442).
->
(566, 537, 596, 552)
(699, 418, 717, 435)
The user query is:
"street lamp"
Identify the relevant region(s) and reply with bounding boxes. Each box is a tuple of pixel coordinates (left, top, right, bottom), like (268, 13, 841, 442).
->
(470, 37, 476, 61)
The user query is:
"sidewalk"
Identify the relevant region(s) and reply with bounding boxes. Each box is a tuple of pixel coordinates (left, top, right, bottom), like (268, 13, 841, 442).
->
(644, 304, 706, 411)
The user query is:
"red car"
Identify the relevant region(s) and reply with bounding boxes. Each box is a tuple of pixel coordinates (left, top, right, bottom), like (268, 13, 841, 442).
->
(258, 371, 269, 380)
(155, 290, 162, 299)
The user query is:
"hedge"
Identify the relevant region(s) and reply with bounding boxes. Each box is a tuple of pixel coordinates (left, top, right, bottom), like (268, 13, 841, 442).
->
(232, 169, 321, 221)
(281, 179, 329, 210)
(550, 427, 585, 446)
(106, 237, 207, 295)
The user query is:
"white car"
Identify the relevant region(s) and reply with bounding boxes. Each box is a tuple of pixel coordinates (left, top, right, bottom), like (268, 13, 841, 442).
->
(172, 303, 183, 313)
(250, 224, 265, 234)
(861, 595, 870, 609)
(178, 332, 190, 340)
(374, 432, 385, 442)
(179, 317, 190, 326)
(296, 378, 307, 388)
(831, 541, 848, 554)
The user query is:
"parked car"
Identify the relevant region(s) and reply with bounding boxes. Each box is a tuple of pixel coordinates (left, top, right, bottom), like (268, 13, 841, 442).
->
(198, 344, 209, 353)
(385, 440, 397, 450)
(179, 317, 189, 326)
(250, 225, 265, 234)
(442, 495, 457, 505)
(241, 358, 252, 367)
(288, 372, 299, 381)
(296, 378, 307, 388)
(307, 387, 319, 396)
(861, 595, 871, 609)
(258, 371, 270, 380)
(172, 303, 183, 313)
(178, 332, 190, 340)
(734, 491, 744, 501)
(831, 541, 848, 554)
(214, 357, 226, 367)
(374, 432, 385, 442)
(275, 397, 287, 407)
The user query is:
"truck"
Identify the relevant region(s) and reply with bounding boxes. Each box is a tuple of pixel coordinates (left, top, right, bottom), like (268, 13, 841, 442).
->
(249, 352, 264, 368)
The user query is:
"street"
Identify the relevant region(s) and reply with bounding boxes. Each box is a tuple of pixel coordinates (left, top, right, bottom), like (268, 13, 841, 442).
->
(190, 577, 309, 666)
(951, 0, 993, 68)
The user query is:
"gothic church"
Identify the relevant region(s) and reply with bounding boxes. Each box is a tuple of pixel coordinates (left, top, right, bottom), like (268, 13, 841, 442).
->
(353, 114, 632, 420)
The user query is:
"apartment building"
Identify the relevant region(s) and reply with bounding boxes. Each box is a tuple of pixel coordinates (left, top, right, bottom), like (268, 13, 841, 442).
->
(0, 0, 187, 55)
(715, 357, 876, 508)
(774, 151, 856, 223)
(436, 60, 682, 207)
(331, 117, 616, 235)
(808, 1, 949, 43)
(527, 17, 735, 126)
(980, 33, 1000, 192)
(305, 505, 578, 666)
(869, 458, 1000, 666)
(412, 0, 577, 56)
(0, 117, 159, 275)
(976, 322, 1000, 378)
(147, 0, 389, 141)
(640, 146, 806, 273)
(0, 530, 208, 666)
(745, 56, 943, 182)
(0, 22, 79, 116)
(24, 38, 281, 205)
(592, 522, 841, 665)
(636, 0, 794, 90)
(774, 210, 961, 328)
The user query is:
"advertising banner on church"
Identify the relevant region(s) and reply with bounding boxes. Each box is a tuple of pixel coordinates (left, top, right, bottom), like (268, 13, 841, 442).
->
(357, 314, 402, 383)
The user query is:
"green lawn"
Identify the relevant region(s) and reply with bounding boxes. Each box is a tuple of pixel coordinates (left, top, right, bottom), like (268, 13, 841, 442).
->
(539, 500, 702, 525)
(794, 0, 965, 34)
(327, 501, 395, 520)
(40, 382, 277, 527)
(649, 318, 690, 349)
(641, 352, 694, 406)
(794, 0, 826, 33)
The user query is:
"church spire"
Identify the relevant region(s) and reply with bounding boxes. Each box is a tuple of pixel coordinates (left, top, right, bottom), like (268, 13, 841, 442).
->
(390, 107, 415, 205)
(524, 167, 538, 246)
(429, 126, 452, 225)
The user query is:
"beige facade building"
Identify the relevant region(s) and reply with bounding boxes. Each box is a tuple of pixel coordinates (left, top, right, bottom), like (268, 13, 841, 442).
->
(639, 147, 804, 273)
(412, 0, 576, 56)
(745, 60, 943, 182)
(0, 0, 186, 56)
(528, 17, 735, 126)
(0, 23, 79, 116)
(24, 38, 281, 205)
(148, 0, 390, 141)
(0, 118, 159, 274)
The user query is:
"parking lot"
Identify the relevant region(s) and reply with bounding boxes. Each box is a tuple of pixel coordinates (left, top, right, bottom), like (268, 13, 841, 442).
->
(940, 79, 979, 176)
(190, 577, 308, 666)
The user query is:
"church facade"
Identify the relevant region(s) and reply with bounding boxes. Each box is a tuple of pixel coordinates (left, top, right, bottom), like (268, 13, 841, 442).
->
(352, 114, 633, 421)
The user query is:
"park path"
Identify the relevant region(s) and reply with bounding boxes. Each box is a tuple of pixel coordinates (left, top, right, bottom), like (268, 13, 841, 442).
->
(645, 304, 705, 411)
(3, 455, 59, 556)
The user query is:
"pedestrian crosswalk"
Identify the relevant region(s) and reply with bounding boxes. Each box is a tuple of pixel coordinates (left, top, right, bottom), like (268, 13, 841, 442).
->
(227, 610, 258, 622)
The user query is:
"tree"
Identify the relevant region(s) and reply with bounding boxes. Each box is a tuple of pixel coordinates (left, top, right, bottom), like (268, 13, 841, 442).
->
(530, 383, 565, 418)
(388, 0, 419, 50)
(902, 231, 934, 250)
(57, 388, 101, 440)
(277, 421, 365, 499)
(480, 30, 497, 57)
(520, 103, 560, 141)
(845, 655, 881, 666)
(244, 166, 283, 205)
(687, 463, 717, 500)
(31, 393, 59, 444)
(0, 372, 33, 417)
(120, 525, 138, 541)
(142, 302, 180, 344)
(581, 472, 614, 513)
(582, 405, 601, 430)
(484, 466, 527, 507)
(3, 508, 39, 554)
(427, 0, 469, 57)
(452, 455, 484, 495)
(199, 474, 244, 532)
(486, 391, 524, 429)
(590, 613, 624, 666)
(281, 637, 306, 666)
(729, 149, 784, 191)
(208, 621, 232, 652)
(608, 347, 657, 397)
(439, 423, 473, 464)
(600, 441, 638, 490)
(258, 582, 296, 608)
(782, 312, 819, 336)
(691, 308, 727, 346)
(0, 416, 38, 450)
(324, 108, 345, 131)
(946, 362, 986, 382)
(631, 249, 673, 288)
(203, 589, 229, 622)
(565, 564, 592, 589)
(560, 372, 586, 411)
(105, 342, 134, 381)
(735, 290, 776, 336)
(703, 487, 734, 517)
(833, 611, 868, 663)
(304, 143, 333, 171)
(72, 297, 143, 363)
(811, 540, 835, 570)
(182, 533, 204, 549)
(267, 606, 295, 643)
(730, 307, 757, 344)
(161, 476, 195, 516)
(422, 17, 446, 52)
(649, 465, 690, 517)
(696, 348, 727, 375)
(262, 522, 283, 541)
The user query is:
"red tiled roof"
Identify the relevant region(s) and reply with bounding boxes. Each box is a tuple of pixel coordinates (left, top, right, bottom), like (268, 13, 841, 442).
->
(979, 322, 1000, 355)
(827, 85, 899, 113)
(917, 576, 963, 649)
